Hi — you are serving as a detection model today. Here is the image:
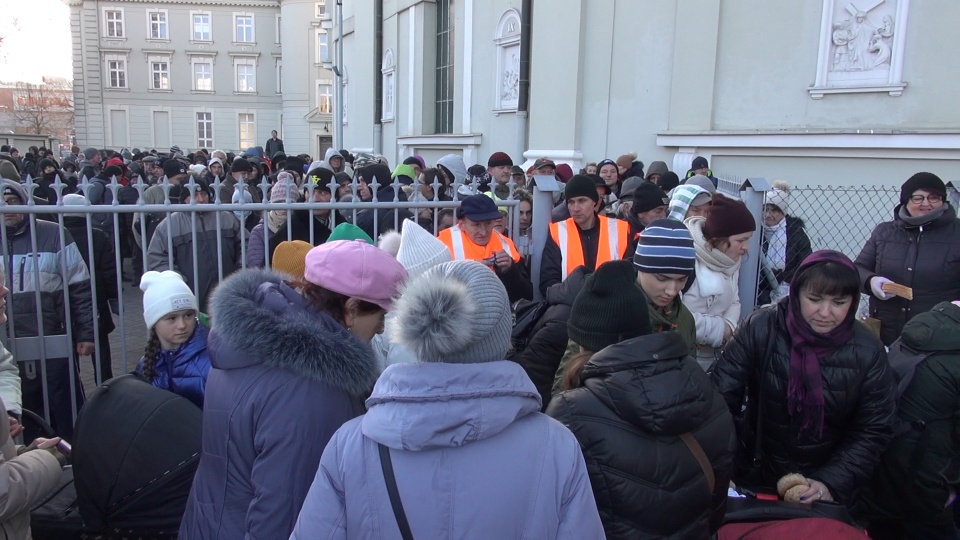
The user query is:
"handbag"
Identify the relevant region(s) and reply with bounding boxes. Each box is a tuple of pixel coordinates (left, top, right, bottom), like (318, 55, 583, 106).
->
(378, 443, 414, 540)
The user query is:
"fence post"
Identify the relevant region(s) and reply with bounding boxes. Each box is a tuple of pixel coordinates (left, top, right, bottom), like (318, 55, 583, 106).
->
(737, 177, 771, 320)
(530, 175, 561, 302)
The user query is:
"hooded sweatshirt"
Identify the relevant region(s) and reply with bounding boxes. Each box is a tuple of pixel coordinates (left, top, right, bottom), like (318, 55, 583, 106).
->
(645, 161, 669, 181)
(290, 361, 604, 539)
(436, 154, 468, 199)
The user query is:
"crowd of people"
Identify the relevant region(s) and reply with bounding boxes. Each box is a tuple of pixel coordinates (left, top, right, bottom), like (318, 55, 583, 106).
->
(0, 141, 958, 538)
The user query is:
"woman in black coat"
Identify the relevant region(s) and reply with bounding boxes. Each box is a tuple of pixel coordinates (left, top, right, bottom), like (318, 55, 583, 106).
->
(548, 260, 735, 539)
(855, 172, 960, 345)
(711, 250, 897, 506)
(758, 181, 812, 305)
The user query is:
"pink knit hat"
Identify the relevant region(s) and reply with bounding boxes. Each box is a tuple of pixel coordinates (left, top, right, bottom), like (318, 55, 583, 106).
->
(303, 240, 408, 310)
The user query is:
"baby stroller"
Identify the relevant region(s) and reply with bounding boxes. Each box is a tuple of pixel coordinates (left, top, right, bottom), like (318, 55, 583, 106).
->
(30, 374, 202, 539)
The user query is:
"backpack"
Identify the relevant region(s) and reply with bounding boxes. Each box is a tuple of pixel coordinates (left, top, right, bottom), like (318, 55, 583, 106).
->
(510, 299, 548, 355)
(887, 337, 936, 401)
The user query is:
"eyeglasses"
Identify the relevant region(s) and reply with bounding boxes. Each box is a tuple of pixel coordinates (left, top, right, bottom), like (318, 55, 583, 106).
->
(909, 194, 943, 204)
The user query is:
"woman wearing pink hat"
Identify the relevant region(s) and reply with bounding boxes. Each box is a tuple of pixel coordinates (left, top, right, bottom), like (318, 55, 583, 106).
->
(179, 240, 407, 540)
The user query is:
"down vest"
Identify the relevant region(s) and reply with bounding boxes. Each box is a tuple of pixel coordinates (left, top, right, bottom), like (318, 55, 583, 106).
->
(547, 332, 736, 539)
(855, 203, 960, 345)
(710, 301, 897, 503)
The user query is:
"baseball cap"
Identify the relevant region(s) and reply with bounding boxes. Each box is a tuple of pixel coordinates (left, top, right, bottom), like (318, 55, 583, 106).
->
(163, 160, 187, 178)
(456, 194, 503, 222)
(533, 158, 556, 171)
(303, 240, 408, 311)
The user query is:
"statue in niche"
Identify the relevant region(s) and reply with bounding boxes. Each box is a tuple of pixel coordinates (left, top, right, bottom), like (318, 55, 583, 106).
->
(501, 53, 519, 102)
(384, 76, 394, 117)
(830, 2, 894, 72)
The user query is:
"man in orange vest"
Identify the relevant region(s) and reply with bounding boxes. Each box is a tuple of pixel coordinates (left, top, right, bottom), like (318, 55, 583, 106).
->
(438, 194, 533, 302)
(539, 174, 631, 295)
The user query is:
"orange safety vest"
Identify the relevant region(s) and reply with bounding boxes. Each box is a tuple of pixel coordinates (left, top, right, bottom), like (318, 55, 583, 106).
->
(438, 225, 522, 265)
(549, 215, 630, 279)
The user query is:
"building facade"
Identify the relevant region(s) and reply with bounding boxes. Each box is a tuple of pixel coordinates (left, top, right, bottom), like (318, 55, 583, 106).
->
(334, 0, 960, 186)
(68, 0, 335, 157)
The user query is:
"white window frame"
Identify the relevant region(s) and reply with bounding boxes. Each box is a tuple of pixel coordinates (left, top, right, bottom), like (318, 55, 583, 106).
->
(104, 53, 128, 89)
(275, 58, 283, 94)
(275, 14, 282, 44)
(102, 7, 125, 39)
(234, 13, 255, 43)
(238, 112, 257, 150)
(191, 59, 213, 92)
(196, 109, 214, 148)
(315, 29, 330, 65)
(146, 9, 169, 41)
(234, 57, 257, 93)
(148, 55, 171, 91)
(191, 11, 213, 42)
(317, 79, 332, 113)
(107, 105, 131, 147)
(315, 1, 326, 18)
(149, 106, 173, 148)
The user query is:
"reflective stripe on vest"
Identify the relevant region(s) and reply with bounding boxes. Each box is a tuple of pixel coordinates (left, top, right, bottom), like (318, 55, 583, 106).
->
(440, 225, 521, 263)
(449, 224, 467, 260)
(549, 216, 629, 279)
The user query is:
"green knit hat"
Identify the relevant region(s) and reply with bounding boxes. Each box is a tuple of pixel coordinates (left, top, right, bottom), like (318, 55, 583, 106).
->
(327, 223, 375, 245)
(568, 260, 652, 353)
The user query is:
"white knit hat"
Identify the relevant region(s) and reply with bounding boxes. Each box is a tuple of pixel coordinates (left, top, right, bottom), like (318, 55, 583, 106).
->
(141, 271, 198, 329)
(765, 180, 791, 214)
(61, 193, 88, 218)
(396, 222, 453, 278)
(391, 260, 510, 364)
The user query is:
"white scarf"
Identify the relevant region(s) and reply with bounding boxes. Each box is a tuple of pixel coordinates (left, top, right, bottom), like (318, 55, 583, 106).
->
(686, 217, 741, 277)
(762, 218, 787, 271)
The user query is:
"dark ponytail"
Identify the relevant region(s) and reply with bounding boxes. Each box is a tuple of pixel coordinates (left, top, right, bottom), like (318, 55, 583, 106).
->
(140, 330, 161, 381)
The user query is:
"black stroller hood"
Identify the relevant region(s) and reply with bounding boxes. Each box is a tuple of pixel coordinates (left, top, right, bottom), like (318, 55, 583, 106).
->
(73, 374, 202, 532)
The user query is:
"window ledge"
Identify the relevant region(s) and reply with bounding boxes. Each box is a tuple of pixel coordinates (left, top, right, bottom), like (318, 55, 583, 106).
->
(148, 89, 173, 93)
(234, 91, 258, 95)
(103, 37, 127, 42)
(105, 87, 130, 92)
(189, 40, 214, 46)
(191, 89, 216, 94)
(145, 38, 171, 44)
(232, 41, 257, 47)
(492, 108, 518, 116)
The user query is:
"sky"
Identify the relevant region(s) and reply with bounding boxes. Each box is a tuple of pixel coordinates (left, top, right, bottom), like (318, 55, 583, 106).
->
(0, 0, 73, 83)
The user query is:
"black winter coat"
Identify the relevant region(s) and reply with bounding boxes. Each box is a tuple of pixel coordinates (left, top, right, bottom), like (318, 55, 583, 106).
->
(62, 217, 117, 335)
(710, 301, 897, 503)
(547, 332, 735, 539)
(355, 186, 413, 240)
(854, 302, 960, 527)
(855, 204, 960, 345)
(757, 216, 812, 305)
(514, 266, 588, 410)
(266, 209, 333, 265)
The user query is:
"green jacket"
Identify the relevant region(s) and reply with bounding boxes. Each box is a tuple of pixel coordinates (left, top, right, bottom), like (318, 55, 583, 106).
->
(551, 295, 697, 395)
(856, 301, 960, 525)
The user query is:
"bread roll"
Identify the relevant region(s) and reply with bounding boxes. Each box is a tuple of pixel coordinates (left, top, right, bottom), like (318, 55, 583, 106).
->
(776, 473, 808, 497)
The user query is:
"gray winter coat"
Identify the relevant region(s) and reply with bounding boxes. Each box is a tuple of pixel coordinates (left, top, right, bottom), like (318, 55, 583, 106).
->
(290, 361, 604, 539)
(855, 204, 960, 345)
(147, 209, 242, 312)
(179, 269, 378, 540)
(1, 180, 94, 344)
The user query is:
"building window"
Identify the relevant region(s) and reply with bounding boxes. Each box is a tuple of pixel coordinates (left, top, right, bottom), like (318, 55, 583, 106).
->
(148, 10, 168, 40)
(238, 113, 256, 149)
(192, 13, 212, 41)
(197, 112, 214, 147)
(276, 59, 283, 94)
(316, 30, 329, 64)
(435, 0, 454, 133)
(104, 9, 124, 38)
(317, 80, 332, 113)
(235, 14, 255, 43)
(105, 55, 128, 89)
(235, 60, 256, 92)
(193, 61, 213, 91)
(275, 15, 282, 44)
(315, 1, 326, 18)
(149, 58, 170, 90)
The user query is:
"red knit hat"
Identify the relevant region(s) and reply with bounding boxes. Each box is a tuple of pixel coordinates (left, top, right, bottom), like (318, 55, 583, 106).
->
(702, 194, 756, 239)
(487, 152, 513, 168)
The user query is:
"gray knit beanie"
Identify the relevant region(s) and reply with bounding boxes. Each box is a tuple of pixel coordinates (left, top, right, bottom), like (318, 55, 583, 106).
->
(390, 260, 511, 364)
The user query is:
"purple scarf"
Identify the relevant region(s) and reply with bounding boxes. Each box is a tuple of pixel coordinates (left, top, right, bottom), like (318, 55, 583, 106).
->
(784, 250, 859, 439)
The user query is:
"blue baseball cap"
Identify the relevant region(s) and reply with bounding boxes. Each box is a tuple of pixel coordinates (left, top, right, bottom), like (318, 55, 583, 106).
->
(456, 194, 502, 221)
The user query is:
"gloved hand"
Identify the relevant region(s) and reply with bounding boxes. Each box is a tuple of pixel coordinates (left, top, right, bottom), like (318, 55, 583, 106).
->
(870, 276, 895, 300)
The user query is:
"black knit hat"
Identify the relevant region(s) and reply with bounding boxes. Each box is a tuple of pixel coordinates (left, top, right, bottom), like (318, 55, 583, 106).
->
(658, 171, 681, 193)
(487, 152, 513, 168)
(564, 174, 599, 203)
(567, 260, 651, 353)
(702, 194, 756, 239)
(632, 182, 669, 214)
(900, 172, 946, 205)
(230, 157, 253, 173)
(634, 219, 696, 276)
(283, 156, 306, 174)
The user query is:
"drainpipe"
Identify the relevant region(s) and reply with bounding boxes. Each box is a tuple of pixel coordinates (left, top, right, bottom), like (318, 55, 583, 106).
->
(334, 0, 344, 149)
(373, 0, 384, 154)
(516, 0, 532, 160)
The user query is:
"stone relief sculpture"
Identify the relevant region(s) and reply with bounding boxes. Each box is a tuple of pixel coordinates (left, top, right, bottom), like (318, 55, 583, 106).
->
(830, 2, 895, 72)
(501, 53, 519, 102)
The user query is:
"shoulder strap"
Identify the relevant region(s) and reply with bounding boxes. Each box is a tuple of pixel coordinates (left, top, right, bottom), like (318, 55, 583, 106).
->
(378, 443, 414, 540)
(679, 433, 715, 494)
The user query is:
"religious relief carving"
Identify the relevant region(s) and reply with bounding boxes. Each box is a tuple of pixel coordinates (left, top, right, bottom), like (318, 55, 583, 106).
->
(381, 49, 395, 122)
(501, 53, 519, 102)
(810, 0, 909, 99)
(494, 9, 521, 112)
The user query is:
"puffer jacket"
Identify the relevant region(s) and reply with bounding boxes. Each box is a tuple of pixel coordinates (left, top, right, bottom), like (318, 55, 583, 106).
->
(514, 266, 588, 410)
(137, 323, 212, 409)
(1, 180, 94, 344)
(179, 269, 377, 540)
(710, 301, 897, 503)
(548, 332, 736, 539)
(855, 203, 960, 345)
(0, 395, 63, 540)
(758, 215, 812, 306)
(854, 302, 960, 526)
(147, 209, 242, 312)
(289, 361, 604, 539)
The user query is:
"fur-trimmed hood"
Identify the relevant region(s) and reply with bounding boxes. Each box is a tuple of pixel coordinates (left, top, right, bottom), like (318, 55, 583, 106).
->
(207, 268, 378, 396)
